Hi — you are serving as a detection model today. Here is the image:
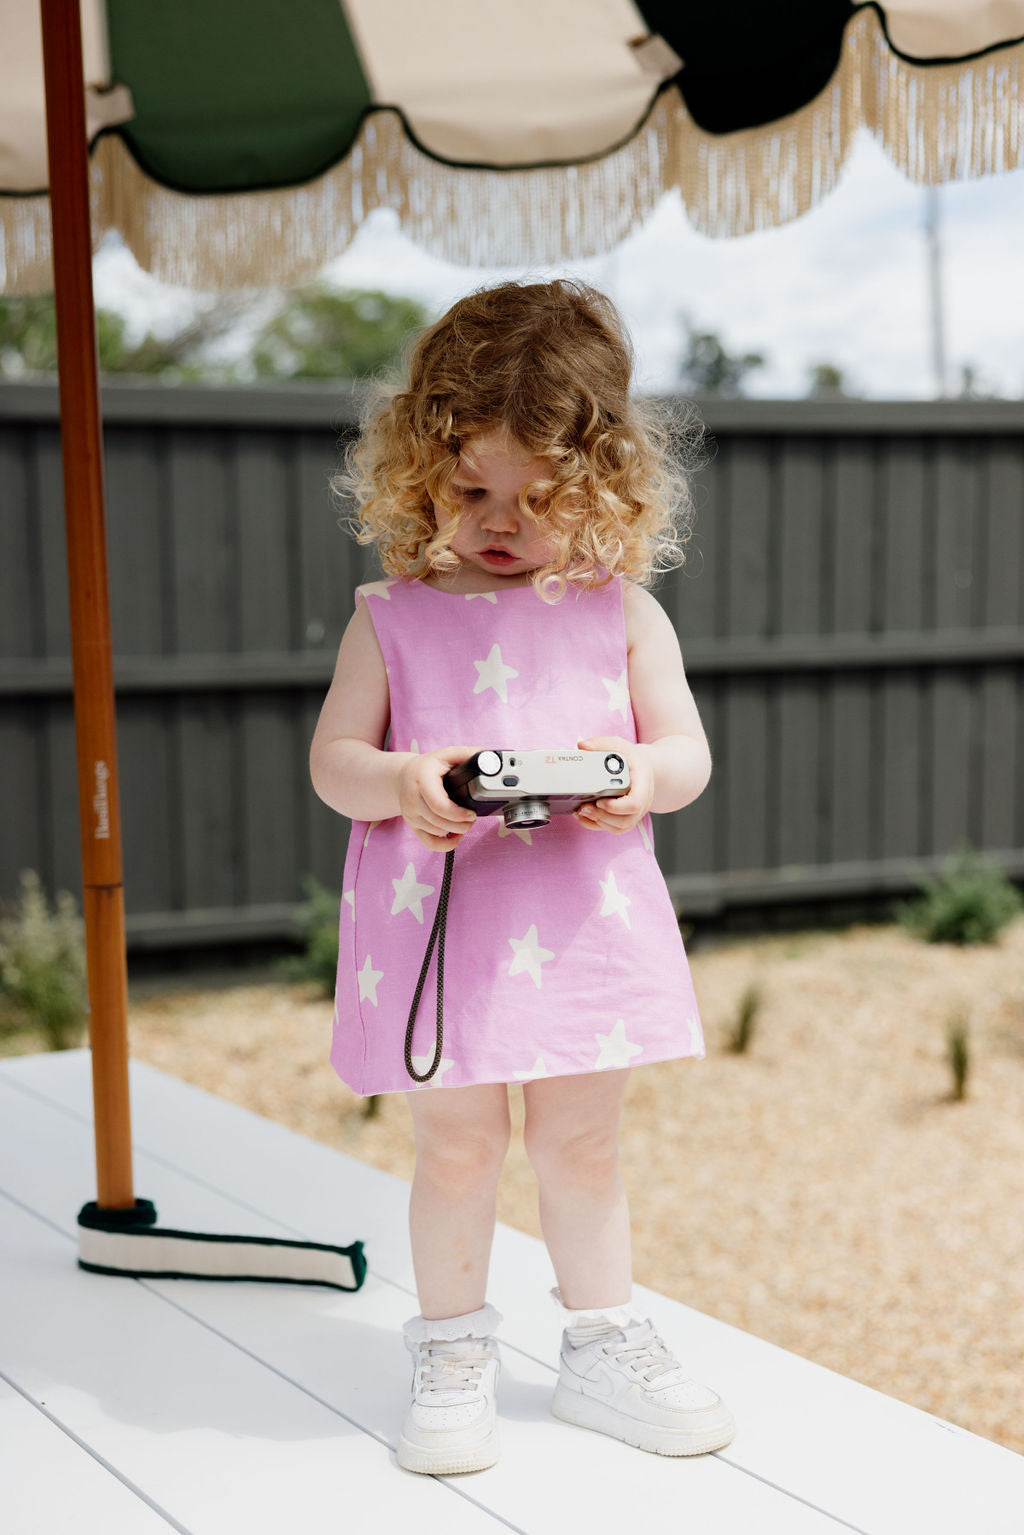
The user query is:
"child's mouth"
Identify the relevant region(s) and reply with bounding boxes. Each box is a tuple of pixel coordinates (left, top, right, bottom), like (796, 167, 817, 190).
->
(479, 549, 518, 566)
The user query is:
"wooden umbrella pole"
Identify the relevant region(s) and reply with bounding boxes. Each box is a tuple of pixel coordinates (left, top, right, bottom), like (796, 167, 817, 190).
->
(40, 0, 134, 1208)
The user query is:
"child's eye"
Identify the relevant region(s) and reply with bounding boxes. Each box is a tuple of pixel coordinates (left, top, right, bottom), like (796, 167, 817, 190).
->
(453, 486, 485, 500)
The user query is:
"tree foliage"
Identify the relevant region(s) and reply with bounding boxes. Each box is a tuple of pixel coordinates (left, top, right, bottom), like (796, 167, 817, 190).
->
(806, 361, 860, 399)
(677, 314, 765, 397)
(1, 295, 60, 375)
(0, 285, 429, 383)
(250, 286, 427, 380)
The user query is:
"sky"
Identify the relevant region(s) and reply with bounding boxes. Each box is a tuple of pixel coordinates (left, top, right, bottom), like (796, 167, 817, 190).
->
(92, 127, 1024, 400)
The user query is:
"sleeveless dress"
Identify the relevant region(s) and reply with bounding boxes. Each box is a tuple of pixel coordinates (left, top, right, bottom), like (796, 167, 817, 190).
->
(330, 574, 705, 1095)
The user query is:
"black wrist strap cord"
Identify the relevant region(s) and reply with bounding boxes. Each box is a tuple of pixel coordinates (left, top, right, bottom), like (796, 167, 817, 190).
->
(404, 847, 456, 1082)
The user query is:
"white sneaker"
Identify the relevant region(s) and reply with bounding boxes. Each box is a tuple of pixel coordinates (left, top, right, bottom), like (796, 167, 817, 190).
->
(397, 1303, 502, 1475)
(552, 1315, 736, 1456)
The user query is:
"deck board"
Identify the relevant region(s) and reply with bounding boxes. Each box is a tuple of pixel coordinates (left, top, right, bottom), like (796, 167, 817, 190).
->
(0, 1075, 842, 1534)
(0, 1191, 502, 1535)
(2, 1052, 1022, 1534)
(0, 1377, 175, 1533)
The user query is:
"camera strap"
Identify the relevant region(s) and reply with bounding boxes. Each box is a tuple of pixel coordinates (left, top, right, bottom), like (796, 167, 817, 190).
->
(404, 847, 456, 1082)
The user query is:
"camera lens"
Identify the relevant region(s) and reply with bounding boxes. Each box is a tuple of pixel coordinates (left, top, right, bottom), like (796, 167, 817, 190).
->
(604, 753, 625, 775)
(504, 798, 550, 830)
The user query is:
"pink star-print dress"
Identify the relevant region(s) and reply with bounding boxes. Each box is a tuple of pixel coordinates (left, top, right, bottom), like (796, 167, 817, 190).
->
(331, 574, 705, 1094)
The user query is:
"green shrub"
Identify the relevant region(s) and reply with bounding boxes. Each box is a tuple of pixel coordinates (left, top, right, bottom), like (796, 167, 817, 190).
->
(277, 875, 340, 996)
(896, 845, 1023, 945)
(0, 870, 88, 1051)
(276, 877, 382, 1117)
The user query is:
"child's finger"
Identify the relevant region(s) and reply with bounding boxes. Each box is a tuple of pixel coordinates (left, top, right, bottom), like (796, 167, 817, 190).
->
(431, 743, 477, 767)
(420, 804, 474, 835)
(578, 736, 623, 750)
(429, 752, 477, 822)
(428, 791, 476, 825)
(417, 830, 465, 852)
(585, 794, 633, 816)
(578, 804, 636, 833)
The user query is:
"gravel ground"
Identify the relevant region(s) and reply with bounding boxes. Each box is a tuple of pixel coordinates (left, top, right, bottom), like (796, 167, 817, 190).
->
(12, 919, 1023, 1454)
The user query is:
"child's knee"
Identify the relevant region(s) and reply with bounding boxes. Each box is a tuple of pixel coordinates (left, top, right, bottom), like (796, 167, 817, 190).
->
(415, 1125, 510, 1192)
(525, 1123, 621, 1190)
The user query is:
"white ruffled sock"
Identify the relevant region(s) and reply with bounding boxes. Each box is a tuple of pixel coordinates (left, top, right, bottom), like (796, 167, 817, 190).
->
(549, 1285, 649, 1347)
(402, 1301, 503, 1349)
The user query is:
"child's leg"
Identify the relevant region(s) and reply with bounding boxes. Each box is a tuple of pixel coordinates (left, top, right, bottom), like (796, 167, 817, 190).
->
(522, 1069, 734, 1456)
(404, 1082, 512, 1320)
(520, 1068, 633, 1309)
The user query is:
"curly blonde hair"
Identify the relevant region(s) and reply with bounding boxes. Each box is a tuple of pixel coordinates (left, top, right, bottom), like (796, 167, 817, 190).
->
(335, 279, 704, 603)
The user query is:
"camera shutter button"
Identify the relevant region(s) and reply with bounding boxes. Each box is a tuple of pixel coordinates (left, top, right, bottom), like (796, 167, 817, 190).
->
(477, 750, 502, 776)
(604, 753, 625, 775)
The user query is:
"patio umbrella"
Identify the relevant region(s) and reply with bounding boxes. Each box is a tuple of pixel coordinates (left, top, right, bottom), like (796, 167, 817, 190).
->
(5, 1, 1024, 286)
(1, 0, 1022, 1277)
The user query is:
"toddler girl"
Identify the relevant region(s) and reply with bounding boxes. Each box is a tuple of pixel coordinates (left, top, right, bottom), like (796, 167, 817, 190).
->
(309, 279, 734, 1475)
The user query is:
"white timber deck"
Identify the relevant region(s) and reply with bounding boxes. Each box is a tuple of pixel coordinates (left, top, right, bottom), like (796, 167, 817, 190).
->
(1, 1049, 1021, 1535)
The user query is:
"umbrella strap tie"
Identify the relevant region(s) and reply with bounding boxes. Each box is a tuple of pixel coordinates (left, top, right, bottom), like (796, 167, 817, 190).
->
(77, 1201, 367, 1290)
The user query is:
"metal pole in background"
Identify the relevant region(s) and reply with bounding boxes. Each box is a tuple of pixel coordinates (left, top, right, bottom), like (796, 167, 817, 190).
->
(40, 0, 135, 1208)
(924, 184, 949, 398)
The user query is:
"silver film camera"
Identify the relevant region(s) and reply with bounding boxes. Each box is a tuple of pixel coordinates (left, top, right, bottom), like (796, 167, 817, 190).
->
(442, 748, 630, 830)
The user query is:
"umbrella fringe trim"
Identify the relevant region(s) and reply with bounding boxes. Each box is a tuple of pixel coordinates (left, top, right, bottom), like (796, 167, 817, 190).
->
(2, 9, 1022, 293)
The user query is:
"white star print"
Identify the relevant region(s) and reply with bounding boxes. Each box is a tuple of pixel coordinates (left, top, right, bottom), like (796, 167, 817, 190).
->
(599, 868, 632, 929)
(465, 591, 498, 603)
(594, 1018, 643, 1070)
(685, 1014, 705, 1056)
(473, 643, 518, 702)
(357, 954, 383, 1006)
(602, 669, 630, 721)
(362, 821, 380, 849)
(508, 924, 555, 988)
(513, 1057, 550, 1080)
(391, 862, 435, 923)
(343, 889, 355, 918)
(638, 816, 653, 853)
(411, 1054, 457, 1085)
(497, 819, 533, 846)
(360, 579, 398, 601)
(410, 738, 419, 754)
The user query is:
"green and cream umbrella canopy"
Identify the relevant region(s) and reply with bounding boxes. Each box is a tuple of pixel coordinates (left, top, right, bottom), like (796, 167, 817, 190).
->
(3, 0, 1024, 291)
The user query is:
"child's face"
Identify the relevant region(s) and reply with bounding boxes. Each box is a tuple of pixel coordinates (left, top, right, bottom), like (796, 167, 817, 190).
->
(431, 431, 559, 579)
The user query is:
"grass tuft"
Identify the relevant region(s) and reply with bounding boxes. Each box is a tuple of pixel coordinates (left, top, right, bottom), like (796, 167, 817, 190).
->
(946, 1014, 970, 1102)
(727, 982, 762, 1054)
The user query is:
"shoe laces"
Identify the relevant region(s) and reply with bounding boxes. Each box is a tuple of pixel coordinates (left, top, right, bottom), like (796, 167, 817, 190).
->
(602, 1321, 690, 1388)
(416, 1337, 494, 1394)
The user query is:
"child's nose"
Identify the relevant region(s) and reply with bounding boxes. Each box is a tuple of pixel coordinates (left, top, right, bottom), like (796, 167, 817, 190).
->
(481, 501, 519, 532)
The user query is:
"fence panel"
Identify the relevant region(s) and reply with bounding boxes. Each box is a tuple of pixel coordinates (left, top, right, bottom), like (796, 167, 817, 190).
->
(1, 382, 1023, 949)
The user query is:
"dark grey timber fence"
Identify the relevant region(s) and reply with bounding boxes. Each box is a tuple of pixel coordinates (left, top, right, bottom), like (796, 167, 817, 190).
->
(1, 379, 1023, 951)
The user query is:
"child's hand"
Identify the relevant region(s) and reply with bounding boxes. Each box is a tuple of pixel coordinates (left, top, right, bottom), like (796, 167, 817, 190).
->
(573, 736, 654, 835)
(398, 745, 478, 853)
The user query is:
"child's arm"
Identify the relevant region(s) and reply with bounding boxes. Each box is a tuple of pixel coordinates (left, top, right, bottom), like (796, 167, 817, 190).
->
(575, 581, 711, 833)
(309, 601, 476, 850)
